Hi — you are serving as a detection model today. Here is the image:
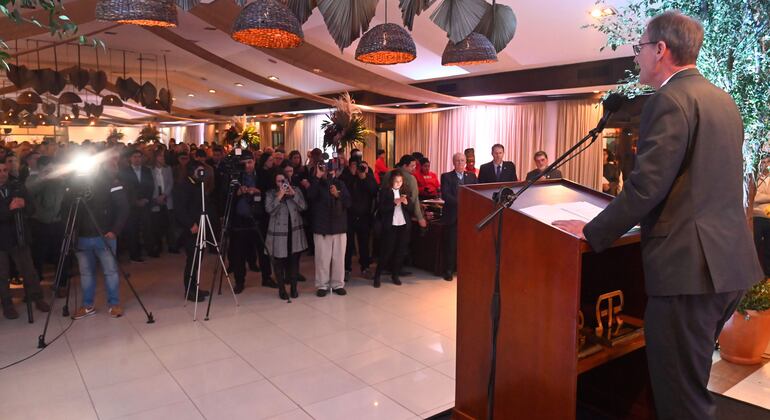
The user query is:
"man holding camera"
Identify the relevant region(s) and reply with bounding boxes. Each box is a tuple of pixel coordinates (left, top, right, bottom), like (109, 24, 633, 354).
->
(0, 158, 50, 319)
(341, 158, 378, 279)
(308, 162, 351, 296)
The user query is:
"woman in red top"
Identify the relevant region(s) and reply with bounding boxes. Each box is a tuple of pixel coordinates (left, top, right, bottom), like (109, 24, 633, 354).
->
(414, 157, 441, 199)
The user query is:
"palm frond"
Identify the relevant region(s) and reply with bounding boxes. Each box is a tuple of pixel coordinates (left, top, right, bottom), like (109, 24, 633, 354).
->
(430, 0, 489, 44)
(285, 0, 317, 24)
(175, 0, 200, 11)
(475, 2, 516, 53)
(317, 0, 379, 51)
(399, 0, 437, 31)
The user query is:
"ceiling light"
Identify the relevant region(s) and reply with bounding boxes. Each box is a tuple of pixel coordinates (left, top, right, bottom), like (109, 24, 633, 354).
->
(234, 82, 244, 87)
(312, 68, 322, 73)
(593, 90, 600, 93)
(188, 93, 195, 97)
(231, 0, 304, 49)
(267, 76, 279, 81)
(270, 124, 277, 131)
(356, 23, 416, 65)
(208, 89, 216, 93)
(95, 0, 178, 27)
(442, 33, 498, 66)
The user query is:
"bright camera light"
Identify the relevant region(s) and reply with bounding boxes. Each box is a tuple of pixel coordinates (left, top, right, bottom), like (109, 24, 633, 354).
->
(70, 154, 98, 176)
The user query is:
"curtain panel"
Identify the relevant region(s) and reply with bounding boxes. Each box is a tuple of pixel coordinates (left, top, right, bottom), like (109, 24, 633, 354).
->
(555, 99, 604, 190)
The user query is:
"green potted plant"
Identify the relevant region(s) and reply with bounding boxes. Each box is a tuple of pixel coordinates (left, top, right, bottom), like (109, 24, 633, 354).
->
(321, 92, 371, 152)
(137, 123, 160, 144)
(106, 128, 124, 144)
(718, 280, 770, 364)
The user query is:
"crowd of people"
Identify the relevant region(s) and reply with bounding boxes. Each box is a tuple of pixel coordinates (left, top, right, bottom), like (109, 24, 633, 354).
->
(0, 138, 561, 319)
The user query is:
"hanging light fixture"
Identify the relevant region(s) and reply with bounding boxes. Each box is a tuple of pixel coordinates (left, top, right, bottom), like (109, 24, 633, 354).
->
(95, 0, 178, 28)
(441, 32, 498, 66)
(17, 90, 43, 104)
(59, 92, 83, 105)
(231, 0, 304, 48)
(355, 0, 416, 65)
(101, 94, 124, 107)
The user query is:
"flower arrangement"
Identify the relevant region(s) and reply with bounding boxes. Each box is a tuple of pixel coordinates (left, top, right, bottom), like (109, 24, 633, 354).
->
(106, 128, 124, 143)
(137, 124, 160, 143)
(321, 92, 371, 151)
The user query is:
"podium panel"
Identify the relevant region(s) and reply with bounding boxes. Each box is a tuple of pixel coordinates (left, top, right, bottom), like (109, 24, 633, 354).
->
(454, 179, 653, 420)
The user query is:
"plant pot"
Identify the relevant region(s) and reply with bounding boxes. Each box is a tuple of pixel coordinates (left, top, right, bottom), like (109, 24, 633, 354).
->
(718, 309, 770, 365)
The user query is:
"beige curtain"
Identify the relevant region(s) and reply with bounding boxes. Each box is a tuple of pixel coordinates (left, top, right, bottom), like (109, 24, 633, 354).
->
(394, 103, 545, 175)
(256, 122, 272, 149)
(555, 99, 604, 190)
(284, 118, 302, 152)
(360, 112, 377, 165)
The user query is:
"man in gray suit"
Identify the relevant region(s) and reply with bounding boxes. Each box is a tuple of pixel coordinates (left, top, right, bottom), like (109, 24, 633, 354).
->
(554, 11, 762, 420)
(441, 153, 478, 281)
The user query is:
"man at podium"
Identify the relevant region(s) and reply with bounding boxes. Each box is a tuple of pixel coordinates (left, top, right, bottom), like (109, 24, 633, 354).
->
(554, 11, 763, 420)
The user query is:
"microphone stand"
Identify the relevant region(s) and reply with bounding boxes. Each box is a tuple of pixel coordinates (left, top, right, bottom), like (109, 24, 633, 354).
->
(475, 109, 616, 420)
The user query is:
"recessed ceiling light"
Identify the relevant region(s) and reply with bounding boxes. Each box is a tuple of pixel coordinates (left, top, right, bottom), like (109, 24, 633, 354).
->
(395, 105, 400, 107)
(208, 89, 216, 93)
(592, 90, 600, 93)
(172, 97, 177, 100)
(268, 76, 279, 81)
(234, 82, 244, 87)
(312, 68, 322, 73)
(188, 93, 195, 97)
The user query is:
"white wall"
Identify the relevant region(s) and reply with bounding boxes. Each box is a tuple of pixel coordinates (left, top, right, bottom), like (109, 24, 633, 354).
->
(67, 126, 142, 144)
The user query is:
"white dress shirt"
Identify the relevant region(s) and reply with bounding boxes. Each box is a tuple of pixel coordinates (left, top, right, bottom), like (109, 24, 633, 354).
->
(392, 188, 406, 226)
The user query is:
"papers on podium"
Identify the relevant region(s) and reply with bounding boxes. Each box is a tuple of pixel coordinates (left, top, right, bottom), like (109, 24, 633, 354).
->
(519, 201, 605, 226)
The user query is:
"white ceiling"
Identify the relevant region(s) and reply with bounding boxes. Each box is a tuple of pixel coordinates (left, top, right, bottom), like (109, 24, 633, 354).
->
(2, 0, 635, 114)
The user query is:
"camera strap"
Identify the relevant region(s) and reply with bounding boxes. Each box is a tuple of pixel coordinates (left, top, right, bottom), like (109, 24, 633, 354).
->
(0, 187, 8, 199)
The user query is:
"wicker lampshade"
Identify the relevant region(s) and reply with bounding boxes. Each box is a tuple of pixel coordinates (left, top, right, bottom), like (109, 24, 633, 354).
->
(442, 32, 498, 66)
(17, 91, 43, 105)
(355, 23, 416, 65)
(231, 0, 303, 48)
(95, 0, 178, 27)
(102, 94, 124, 107)
(58, 92, 83, 105)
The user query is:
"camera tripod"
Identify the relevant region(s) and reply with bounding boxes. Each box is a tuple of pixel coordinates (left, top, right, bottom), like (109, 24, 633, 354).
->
(185, 179, 239, 321)
(38, 189, 155, 349)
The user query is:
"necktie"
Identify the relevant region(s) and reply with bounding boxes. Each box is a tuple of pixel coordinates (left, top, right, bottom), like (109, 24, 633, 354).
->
(495, 165, 501, 180)
(458, 174, 463, 185)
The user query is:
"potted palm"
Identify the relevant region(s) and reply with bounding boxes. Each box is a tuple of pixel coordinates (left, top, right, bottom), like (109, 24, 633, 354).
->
(718, 280, 770, 364)
(321, 92, 371, 152)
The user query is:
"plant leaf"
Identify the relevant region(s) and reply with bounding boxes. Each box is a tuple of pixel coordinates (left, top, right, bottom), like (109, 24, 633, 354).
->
(317, 0, 378, 51)
(399, 0, 436, 31)
(285, 0, 317, 24)
(474, 3, 516, 53)
(430, 0, 489, 44)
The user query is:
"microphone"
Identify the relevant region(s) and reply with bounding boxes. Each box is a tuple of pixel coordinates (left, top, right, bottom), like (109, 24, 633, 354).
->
(593, 93, 625, 133)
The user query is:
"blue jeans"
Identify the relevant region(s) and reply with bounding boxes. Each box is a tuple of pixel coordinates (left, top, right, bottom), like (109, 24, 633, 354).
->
(75, 237, 119, 307)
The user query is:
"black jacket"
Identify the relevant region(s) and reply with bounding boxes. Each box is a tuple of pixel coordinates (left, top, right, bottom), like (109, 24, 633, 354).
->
(525, 168, 562, 182)
(478, 161, 518, 183)
(75, 175, 129, 238)
(307, 177, 351, 235)
(0, 180, 32, 250)
(339, 169, 378, 218)
(173, 176, 204, 232)
(440, 171, 478, 226)
(119, 165, 155, 207)
(376, 187, 414, 230)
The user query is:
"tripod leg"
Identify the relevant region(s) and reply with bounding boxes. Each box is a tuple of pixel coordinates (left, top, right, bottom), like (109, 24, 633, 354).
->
(203, 215, 238, 321)
(79, 202, 154, 323)
(192, 214, 207, 321)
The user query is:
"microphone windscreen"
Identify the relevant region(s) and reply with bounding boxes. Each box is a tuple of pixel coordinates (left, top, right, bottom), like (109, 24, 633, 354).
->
(602, 93, 625, 113)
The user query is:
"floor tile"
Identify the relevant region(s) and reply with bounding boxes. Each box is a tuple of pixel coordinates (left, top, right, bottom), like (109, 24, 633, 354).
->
(139, 320, 216, 349)
(303, 329, 385, 359)
(220, 324, 299, 355)
(392, 333, 456, 366)
(89, 372, 187, 419)
(171, 356, 263, 397)
(241, 341, 328, 378)
(154, 336, 235, 370)
(78, 349, 166, 389)
(356, 317, 435, 346)
(264, 409, 314, 420)
(3, 389, 97, 420)
(115, 400, 204, 420)
(336, 347, 425, 385)
(200, 311, 271, 337)
(192, 380, 298, 420)
(270, 362, 368, 406)
(275, 313, 346, 340)
(304, 386, 415, 420)
(374, 368, 456, 415)
(432, 359, 457, 379)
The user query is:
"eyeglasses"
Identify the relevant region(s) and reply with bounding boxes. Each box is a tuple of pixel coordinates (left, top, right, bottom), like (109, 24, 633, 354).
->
(632, 41, 657, 55)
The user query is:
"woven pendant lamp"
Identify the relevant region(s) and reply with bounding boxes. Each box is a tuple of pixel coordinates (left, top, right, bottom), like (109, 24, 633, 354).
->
(231, 0, 304, 48)
(17, 91, 43, 105)
(102, 94, 124, 107)
(95, 0, 178, 28)
(355, 0, 415, 65)
(442, 32, 498, 66)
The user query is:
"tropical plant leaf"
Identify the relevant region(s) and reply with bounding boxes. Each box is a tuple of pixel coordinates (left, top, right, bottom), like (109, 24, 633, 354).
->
(285, 0, 317, 24)
(317, 0, 378, 51)
(430, 0, 488, 44)
(399, 0, 436, 31)
(475, 2, 516, 53)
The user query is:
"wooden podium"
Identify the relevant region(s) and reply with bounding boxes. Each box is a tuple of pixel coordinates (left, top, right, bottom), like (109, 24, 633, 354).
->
(454, 179, 654, 420)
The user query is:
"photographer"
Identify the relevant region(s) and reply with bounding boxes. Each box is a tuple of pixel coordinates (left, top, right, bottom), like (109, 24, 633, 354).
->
(172, 161, 211, 302)
(340, 158, 377, 279)
(0, 158, 50, 319)
(307, 162, 351, 296)
(71, 159, 129, 319)
(265, 172, 307, 300)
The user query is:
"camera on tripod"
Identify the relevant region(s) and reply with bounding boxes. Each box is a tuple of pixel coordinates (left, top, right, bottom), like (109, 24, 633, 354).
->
(221, 148, 247, 179)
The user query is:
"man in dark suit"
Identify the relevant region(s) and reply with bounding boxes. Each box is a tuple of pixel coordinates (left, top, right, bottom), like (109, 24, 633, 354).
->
(554, 11, 762, 420)
(478, 144, 517, 183)
(525, 151, 562, 182)
(441, 152, 478, 281)
(119, 149, 155, 262)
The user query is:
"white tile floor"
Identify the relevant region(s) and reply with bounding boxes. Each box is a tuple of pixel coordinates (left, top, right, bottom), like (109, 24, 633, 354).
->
(0, 254, 457, 419)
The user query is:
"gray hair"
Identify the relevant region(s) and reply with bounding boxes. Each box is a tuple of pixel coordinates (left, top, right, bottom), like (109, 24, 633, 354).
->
(646, 10, 704, 66)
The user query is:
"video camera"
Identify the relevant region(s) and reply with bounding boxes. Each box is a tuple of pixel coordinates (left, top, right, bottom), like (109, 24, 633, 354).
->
(221, 147, 247, 179)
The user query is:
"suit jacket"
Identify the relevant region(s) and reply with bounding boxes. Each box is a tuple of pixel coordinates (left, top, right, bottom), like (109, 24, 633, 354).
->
(525, 168, 562, 182)
(380, 167, 425, 222)
(440, 171, 478, 226)
(478, 161, 517, 183)
(119, 165, 155, 208)
(584, 68, 762, 296)
(377, 187, 414, 230)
